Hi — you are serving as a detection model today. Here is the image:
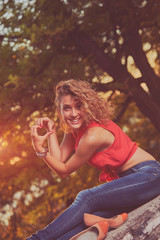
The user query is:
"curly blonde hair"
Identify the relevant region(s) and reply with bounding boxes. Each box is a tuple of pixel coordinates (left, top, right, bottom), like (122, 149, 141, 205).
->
(55, 79, 114, 132)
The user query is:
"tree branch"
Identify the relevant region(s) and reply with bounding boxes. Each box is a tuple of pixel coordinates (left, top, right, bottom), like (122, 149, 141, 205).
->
(115, 96, 133, 122)
(69, 28, 160, 132)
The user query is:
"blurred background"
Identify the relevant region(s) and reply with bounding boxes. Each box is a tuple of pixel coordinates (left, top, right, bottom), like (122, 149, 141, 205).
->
(0, 0, 160, 239)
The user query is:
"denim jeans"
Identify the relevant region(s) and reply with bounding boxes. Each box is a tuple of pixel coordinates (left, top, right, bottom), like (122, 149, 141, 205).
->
(26, 160, 160, 240)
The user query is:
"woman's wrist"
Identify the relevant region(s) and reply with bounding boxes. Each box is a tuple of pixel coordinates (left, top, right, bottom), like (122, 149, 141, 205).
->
(36, 147, 48, 159)
(35, 146, 45, 153)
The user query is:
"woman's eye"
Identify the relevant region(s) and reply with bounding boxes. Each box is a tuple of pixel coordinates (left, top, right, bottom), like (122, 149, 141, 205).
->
(63, 106, 70, 111)
(76, 104, 82, 109)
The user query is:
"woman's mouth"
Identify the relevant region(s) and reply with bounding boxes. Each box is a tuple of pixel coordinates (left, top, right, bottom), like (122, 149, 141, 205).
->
(70, 118, 81, 124)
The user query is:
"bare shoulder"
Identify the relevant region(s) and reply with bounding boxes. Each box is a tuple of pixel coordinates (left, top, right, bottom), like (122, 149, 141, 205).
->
(81, 126, 114, 149)
(74, 126, 114, 160)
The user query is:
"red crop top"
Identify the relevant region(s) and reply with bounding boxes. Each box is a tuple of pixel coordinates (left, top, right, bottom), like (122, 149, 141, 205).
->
(73, 121, 138, 182)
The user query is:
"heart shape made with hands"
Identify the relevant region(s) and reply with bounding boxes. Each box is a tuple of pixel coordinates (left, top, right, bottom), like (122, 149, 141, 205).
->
(37, 125, 49, 136)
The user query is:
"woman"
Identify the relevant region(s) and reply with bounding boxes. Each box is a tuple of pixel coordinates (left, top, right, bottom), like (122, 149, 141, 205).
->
(28, 79, 160, 240)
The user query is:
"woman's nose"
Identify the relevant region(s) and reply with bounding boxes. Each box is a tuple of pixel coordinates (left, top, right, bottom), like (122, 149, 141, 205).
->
(71, 108, 78, 117)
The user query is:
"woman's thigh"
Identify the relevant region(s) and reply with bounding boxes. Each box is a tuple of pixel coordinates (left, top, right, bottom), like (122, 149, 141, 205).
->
(57, 161, 160, 240)
(81, 160, 160, 211)
(26, 161, 160, 240)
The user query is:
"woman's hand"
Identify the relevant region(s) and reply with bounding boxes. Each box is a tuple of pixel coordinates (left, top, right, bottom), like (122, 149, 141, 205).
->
(31, 124, 53, 152)
(36, 117, 55, 132)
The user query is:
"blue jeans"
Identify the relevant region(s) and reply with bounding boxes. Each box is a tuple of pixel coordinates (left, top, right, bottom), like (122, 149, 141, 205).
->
(26, 160, 160, 240)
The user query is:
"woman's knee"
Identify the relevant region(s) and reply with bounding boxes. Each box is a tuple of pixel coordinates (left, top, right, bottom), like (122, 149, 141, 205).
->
(74, 189, 92, 203)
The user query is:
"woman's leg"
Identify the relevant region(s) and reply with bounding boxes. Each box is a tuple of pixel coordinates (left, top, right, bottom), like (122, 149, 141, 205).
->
(26, 160, 160, 240)
(56, 222, 86, 240)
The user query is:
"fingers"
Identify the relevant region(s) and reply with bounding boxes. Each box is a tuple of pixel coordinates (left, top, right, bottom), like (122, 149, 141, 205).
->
(30, 123, 53, 152)
(48, 121, 55, 132)
(45, 131, 54, 138)
(35, 117, 55, 131)
(30, 124, 40, 137)
(31, 124, 53, 137)
(36, 117, 48, 127)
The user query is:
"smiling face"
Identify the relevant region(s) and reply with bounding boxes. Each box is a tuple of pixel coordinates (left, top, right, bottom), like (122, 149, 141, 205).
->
(60, 94, 85, 132)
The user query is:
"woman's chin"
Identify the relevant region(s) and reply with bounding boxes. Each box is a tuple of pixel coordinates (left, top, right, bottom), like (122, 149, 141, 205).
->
(68, 121, 84, 131)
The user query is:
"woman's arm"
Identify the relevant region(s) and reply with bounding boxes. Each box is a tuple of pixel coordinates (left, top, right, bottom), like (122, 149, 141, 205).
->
(31, 117, 75, 164)
(35, 117, 62, 160)
(34, 117, 75, 162)
(31, 125, 114, 178)
(42, 127, 109, 178)
(59, 133, 75, 162)
(47, 131, 75, 163)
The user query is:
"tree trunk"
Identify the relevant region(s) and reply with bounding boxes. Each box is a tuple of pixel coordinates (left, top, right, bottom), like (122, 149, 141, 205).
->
(127, 24, 160, 105)
(106, 195, 160, 240)
(69, 29, 160, 132)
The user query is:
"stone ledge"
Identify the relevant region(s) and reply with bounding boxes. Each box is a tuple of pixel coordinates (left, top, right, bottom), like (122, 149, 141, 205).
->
(106, 195, 160, 240)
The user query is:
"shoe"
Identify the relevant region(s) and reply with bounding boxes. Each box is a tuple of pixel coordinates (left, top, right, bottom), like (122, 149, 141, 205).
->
(70, 220, 109, 240)
(84, 213, 128, 229)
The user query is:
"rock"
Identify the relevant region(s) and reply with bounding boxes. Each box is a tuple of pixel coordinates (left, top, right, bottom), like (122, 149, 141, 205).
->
(106, 195, 160, 240)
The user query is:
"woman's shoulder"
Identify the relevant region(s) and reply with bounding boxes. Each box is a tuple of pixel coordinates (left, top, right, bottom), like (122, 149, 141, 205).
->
(82, 124, 114, 147)
(86, 120, 115, 135)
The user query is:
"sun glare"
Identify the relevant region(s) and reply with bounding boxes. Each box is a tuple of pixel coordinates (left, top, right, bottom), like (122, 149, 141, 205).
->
(0, 138, 8, 150)
(10, 156, 21, 165)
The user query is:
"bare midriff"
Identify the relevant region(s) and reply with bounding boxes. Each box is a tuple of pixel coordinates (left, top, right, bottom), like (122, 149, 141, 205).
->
(119, 147, 156, 173)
